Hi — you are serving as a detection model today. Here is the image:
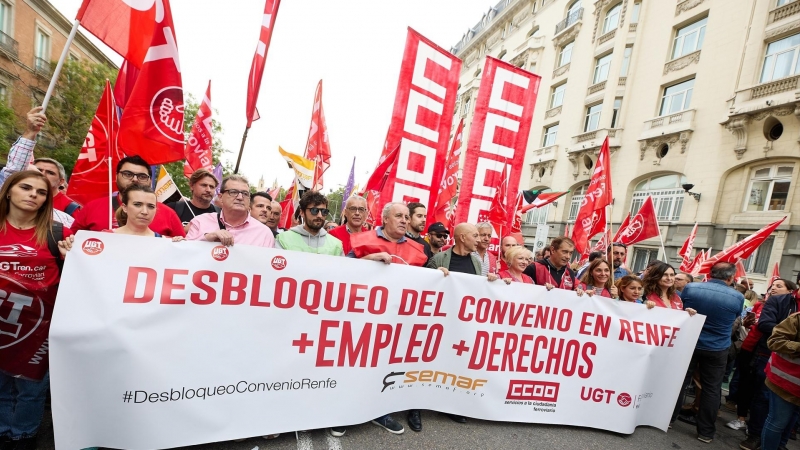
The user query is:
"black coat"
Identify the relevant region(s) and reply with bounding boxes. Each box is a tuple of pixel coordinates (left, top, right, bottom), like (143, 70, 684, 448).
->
(756, 293, 798, 355)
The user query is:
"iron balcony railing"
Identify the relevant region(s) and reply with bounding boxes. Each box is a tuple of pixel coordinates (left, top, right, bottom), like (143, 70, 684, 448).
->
(0, 30, 18, 58)
(34, 57, 52, 77)
(555, 7, 583, 35)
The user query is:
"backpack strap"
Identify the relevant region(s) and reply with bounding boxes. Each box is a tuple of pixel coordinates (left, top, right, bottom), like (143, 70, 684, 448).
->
(64, 201, 81, 216)
(217, 213, 226, 230)
(47, 221, 64, 275)
(174, 200, 187, 220)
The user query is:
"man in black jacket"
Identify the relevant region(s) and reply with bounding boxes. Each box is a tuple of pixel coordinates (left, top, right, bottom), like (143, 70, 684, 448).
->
(740, 281, 799, 450)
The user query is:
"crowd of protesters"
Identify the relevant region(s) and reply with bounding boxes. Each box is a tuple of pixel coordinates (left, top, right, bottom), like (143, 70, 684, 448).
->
(2, 108, 800, 450)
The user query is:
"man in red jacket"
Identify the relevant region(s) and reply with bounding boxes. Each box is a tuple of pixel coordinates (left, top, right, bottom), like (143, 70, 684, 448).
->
(328, 195, 368, 255)
(70, 155, 185, 237)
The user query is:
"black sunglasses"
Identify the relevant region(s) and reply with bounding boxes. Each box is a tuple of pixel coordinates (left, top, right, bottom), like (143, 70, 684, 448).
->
(307, 207, 330, 216)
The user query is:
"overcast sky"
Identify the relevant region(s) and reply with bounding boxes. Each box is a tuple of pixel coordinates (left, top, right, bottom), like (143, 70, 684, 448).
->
(48, 0, 494, 193)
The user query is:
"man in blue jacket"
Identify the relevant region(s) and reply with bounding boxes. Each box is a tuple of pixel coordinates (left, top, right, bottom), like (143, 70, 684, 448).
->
(671, 262, 744, 444)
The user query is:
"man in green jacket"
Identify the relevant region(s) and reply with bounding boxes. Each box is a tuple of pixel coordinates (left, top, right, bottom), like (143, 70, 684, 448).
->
(406, 223, 499, 432)
(276, 191, 343, 256)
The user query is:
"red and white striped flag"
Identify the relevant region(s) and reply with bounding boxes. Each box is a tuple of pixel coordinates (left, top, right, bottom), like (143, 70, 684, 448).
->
(245, 0, 282, 127)
(304, 80, 331, 191)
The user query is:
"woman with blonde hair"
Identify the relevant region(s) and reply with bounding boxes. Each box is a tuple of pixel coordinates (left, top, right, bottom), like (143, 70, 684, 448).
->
(499, 245, 534, 284)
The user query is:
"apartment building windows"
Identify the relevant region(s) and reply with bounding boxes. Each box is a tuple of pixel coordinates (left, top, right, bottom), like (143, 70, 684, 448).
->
(611, 98, 622, 128)
(659, 78, 694, 116)
(672, 17, 707, 59)
(558, 41, 574, 67)
(593, 53, 612, 84)
(35, 27, 51, 73)
(603, 3, 622, 34)
(620, 46, 633, 76)
(631, 2, 641, 23)
(0, 1, 10, 35)
(542, 124, 559, 147)
(550, 83, 566, 108)
(760, 33, 800, 83)
(745, 164, 794, 212)
(584, 103, 602, 132)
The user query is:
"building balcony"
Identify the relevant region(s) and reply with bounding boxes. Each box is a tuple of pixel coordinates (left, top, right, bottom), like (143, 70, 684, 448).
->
(587, 80, 606, 95)
(514, 34, 545, 53)
(769, 0, 800, 23)
(640, 109, 696, 141)
(618, 77, 627, 87)
(0, 31, 17, 59)
(597, 28, 616, 45)
(532, 144, 558, 162)
(629, 22, 638, 33)
(34, 57, 52, 78)
(570, 128, 622, 148)
(552, 63, 570, 79)
(544, 105, 562, 119)
(749, 75, 800, 100)
(555, 7, 583, 36)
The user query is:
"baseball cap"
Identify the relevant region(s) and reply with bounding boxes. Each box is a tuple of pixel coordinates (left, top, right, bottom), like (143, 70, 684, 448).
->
(427, 222, 449, 235)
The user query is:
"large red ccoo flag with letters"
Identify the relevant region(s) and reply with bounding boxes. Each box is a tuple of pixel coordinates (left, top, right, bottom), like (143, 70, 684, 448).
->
(374, 28, 462, 226)
(67, 80, 122, 206)
(454, 57, 541, 229)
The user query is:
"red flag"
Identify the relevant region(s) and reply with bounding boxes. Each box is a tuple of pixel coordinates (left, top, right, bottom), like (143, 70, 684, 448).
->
(76, 0, 161, 69)
(511, 192, 523, 234)
(67, 80, 122, 206)
(433, 119, 463, 233)
(689, 249, 708, 277)
(678, 223, 698, 272)
(571, 137, 613, 254)
(278, 183, 295, 230)
(363, 144, 401, 227)
(267, 186, 281, 201)
(613, 214, 630, 242)
(735, 260, 747, 282)
(183, 81, 214, 177)
(113, 59, 139, 110)
(108, 0, 184, 165)
(455, 57, 541, 226)
(698, 217, 786, 274)
(246, 0, 282, 127)
(487, 164, 509, 237)
(614, 196, 660, 246)
(377, 28, 462, 226)
(769, 262, 781, 286)
(304, 80, 331, 191)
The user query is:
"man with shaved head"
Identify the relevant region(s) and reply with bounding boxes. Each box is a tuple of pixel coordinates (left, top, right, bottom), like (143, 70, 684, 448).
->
(407, 222, 500, 432)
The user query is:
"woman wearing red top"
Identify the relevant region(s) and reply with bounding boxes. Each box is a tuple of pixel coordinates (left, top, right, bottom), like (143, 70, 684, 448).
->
(642, 262, 696, 316)
(578, 259, 619, 299)
(0, 170, 74, 448)
(499, 246, 534, 284)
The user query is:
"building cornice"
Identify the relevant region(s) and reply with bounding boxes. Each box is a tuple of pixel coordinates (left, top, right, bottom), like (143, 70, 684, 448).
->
(451, 0, 531, 58)
(25, 0, 117, 68)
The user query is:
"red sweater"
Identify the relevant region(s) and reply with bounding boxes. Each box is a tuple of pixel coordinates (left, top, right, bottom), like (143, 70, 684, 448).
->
(328, 224, 366, 256)
(71, 195, 185, 237)
(53, 191, 80, 213)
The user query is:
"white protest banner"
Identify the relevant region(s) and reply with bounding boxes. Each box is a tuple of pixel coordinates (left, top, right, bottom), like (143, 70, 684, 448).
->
(50, 232, 704, 449)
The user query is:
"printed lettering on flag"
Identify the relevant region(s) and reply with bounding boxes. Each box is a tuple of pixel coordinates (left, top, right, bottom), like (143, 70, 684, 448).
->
(455, 57, 541, 229)
(376, 28, 462, 226)
(571, 138, 613, 254)
(433, 119, 463, 232)
(183, 81, 214, 177)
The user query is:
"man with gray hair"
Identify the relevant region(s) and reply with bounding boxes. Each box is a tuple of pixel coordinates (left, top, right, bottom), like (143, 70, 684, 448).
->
(472, 222, 497, 276)
(34, 157, 81, 215)
(329, 195, 368, 255)
(671, 261, 744, 443)
(186, 174, 274, 248)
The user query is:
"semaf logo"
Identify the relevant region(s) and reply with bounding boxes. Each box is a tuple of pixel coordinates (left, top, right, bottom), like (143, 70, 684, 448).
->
(271, 256, 287, 270)
(211, 246, 229, 261)
(81, 238, 104, 255)
(506, 380, 560, 402)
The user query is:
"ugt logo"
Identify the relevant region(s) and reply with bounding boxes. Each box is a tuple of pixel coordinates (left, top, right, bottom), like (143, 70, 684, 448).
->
(82, 238, 105, 256)
(271, 256, 287, 270)
(211, 246, 229, 261)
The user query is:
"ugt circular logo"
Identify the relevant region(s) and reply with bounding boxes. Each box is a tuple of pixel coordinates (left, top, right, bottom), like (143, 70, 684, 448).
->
(211, 246, 229, 261)
(617, 393, 632, 407)
(271, 256, 287, 270)
(0, 276, 44, 350)
(149, 86, 185, 143)
(82, 238, 105, 255)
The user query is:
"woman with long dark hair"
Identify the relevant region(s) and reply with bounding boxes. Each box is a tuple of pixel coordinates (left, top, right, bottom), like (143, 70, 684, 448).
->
(0, 170, 73, 449)
(642, 262, 696, 315)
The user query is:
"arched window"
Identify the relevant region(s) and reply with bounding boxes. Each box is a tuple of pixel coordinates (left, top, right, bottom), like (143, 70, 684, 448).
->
(745, 164, 794, 211)
(568, 184, 588, 222)
(603, 3, 622, 34)
(631, 174, 687, 221)
(567, 0, 582, 18)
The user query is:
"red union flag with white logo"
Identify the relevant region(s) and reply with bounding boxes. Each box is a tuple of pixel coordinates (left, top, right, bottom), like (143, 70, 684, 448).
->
(304, 80, 331, 191)
(183, 81, 214, 177)
(375, 28, 461, 225)
(246, 0, 282, 127)
(77, 0, 161, 69)
(433, 118, 463, 232)
(614, 196, 660, 246)
(454, 57, 541, 228)
(571, 138, 613, 255)
(67, 80, 122, 206)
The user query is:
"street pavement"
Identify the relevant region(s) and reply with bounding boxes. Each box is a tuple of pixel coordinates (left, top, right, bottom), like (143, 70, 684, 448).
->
(35, 403, 800, 450)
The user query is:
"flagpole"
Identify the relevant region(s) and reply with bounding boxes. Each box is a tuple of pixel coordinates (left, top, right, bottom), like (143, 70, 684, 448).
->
(107, 79, 114, 230)
(655, 216, 668, 262)
(42, 19, 80, 113)
(607, 203, 613, 285)
(233, 127, 250, 174)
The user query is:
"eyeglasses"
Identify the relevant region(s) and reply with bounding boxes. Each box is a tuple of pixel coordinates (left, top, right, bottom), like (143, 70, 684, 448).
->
(118, 170, 151, 182)
(308, 207, 330, 216)
(223, 189, 251, 198)
(347, 207, 367, 213)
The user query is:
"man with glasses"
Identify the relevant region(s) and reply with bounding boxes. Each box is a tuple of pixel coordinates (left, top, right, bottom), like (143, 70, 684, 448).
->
(328, 196, 368, 255)
(186, 175, 274, 247)
(275, 191, 342, 255)
(71, 155, 185, 237)
(608, 242, 630, 279)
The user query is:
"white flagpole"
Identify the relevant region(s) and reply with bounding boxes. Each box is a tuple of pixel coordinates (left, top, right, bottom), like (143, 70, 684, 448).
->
(655, 215, 668, 262)
(42, 19, 81, 112)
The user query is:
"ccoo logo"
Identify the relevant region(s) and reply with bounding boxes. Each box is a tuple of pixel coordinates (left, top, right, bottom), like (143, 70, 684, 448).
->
(211, 246, 229, 261)
(82, 238, 105, 255)
(271, 256, 287, 270)
(617, 393, 632, 407)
